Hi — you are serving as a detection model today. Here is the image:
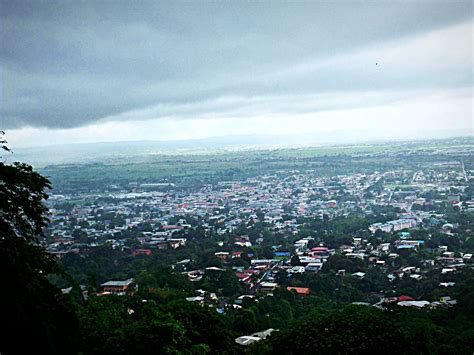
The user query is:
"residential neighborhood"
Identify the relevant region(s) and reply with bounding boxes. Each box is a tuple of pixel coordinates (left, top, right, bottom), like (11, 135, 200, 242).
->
(45, 157, 473, 320)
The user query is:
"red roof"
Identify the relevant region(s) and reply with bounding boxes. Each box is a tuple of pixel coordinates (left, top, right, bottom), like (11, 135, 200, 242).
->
(132, 249, 152, 256)
(311, 247, 329, 252)
(287, 287, 311, 295)
(397, 295, 415, 302)
(236, 273, 251, 280)
(244, 269, 260, 275)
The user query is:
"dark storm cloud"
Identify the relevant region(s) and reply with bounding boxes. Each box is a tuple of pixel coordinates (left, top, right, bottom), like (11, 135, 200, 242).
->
(0, 0, 472, 129)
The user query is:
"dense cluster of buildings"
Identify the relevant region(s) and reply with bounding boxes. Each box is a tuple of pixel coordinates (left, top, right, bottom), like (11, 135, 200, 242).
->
(369, 218, 418, 233)
(47, 162, 473, 317)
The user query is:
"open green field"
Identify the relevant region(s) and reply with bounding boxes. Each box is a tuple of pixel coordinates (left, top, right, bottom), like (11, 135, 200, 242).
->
(39, 137, 474, 193)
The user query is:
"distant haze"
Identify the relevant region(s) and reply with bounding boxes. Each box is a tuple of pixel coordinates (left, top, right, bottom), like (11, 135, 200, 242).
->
(1, 1, 472, 147)
(8, 134, 473, 168)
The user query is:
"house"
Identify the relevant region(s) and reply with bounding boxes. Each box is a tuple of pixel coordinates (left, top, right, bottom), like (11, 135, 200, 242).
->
(441, 268, 455, 274)
(369, 218, 417, 233)
(232, 251, 243, 258)
(132, 248, 152, 256)
(234, 295, 255, 304)
(398, 300, 430, 308)
(398, 240, 424, 249)
(287, 266, 305, 274)
(397, 295, 415, 302)
(442, 251, 455, 258)
(100, 278, 135, 295)
(185, 296, 204, 303)
(186, 270, 204, 282)
(169, 238, 186, 249)
(439, 282, 455, 287)
(287, 287, 311, 296)
(215, 252, 230, 261)
(311, 246, 329, 255)
(305, 262, 323, 272)
(325, 200, 337, 208)
(275, 251, 291, 258)
(259, 282, 278, 293)
(402, 266, 418, 274)
(236, 273, 252, 283)
(235, 328, 276, 346)
(440, 296, 457, 306)
(251, 259, 278, 266)
(235, 241, 252, 247)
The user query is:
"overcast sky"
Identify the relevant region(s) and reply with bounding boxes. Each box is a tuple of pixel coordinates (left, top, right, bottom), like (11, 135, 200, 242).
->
(1, 0, 473, 147)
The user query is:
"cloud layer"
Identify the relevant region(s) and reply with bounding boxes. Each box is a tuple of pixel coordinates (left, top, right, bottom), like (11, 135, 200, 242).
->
(0, 1, 472, 146)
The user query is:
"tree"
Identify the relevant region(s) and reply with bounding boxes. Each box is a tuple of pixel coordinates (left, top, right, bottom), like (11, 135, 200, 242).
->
(201, 269, 243, 297)
(0, 133, 79, 353)
(73, 229, 89, 243)
(258, 306, 407, 354)
(290, 254, 302, 266)
(231, 308, 258, 334)
(0, 146, 51, 241)
(261, 245, 275, 259)
(165, 300, 238, 352)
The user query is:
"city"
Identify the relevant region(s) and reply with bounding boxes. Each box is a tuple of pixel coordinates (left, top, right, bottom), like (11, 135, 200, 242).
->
(2, 0, 473, 353)
(34, 139, 474, 350)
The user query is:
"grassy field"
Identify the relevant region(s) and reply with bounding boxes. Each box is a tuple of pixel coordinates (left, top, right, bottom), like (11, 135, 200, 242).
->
(39, 137, 474, 193)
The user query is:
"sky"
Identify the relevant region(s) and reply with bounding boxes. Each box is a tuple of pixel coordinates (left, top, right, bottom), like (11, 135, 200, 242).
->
(1, 0, 473, 147)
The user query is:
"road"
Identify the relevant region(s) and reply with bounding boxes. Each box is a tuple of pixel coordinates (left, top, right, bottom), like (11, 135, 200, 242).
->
(250, 260, 283, 293)
(461, 159, 468, 182)
(405, 201, 423, 223)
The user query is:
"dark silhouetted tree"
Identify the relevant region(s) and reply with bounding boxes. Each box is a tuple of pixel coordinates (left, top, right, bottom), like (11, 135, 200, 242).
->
(0, 132, 80, 354)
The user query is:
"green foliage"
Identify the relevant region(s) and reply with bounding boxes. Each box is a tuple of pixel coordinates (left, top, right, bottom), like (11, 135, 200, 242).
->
(322, 254, 366, 273)
(0, 135, 80, 353)
(0, 161, 51, 241)
(200, 269, 243, 297)
(255, 306, 405, 354)
(78, 297, 238, 354)
(3, 134, 474, 353)
(165, 300, 237, 353)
